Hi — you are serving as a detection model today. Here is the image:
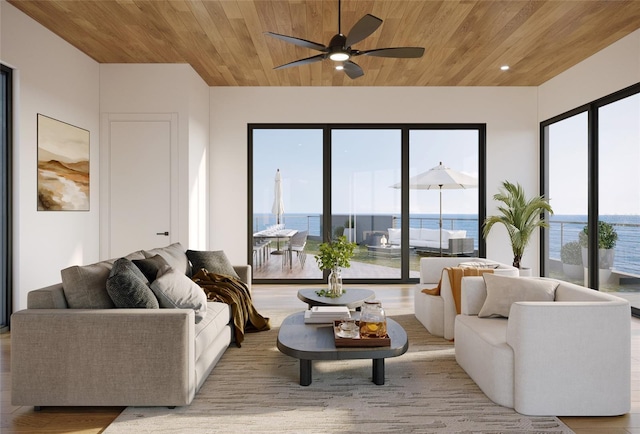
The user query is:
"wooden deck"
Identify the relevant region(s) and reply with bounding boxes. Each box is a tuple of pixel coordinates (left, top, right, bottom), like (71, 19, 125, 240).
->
(252, 252, 420, 280)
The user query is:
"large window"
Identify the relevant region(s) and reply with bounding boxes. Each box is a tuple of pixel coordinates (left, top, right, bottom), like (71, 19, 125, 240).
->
(249, 124, 485, 284)
(542, 83, 640, 315)
(1, 65, 12, 332)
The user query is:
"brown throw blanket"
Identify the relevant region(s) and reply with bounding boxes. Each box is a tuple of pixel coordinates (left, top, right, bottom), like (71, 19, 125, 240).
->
(422, 267, 495, 314)
(191, 269, 270, 347)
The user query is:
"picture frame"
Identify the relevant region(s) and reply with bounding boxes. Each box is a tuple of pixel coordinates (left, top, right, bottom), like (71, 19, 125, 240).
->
(37, 114, 90, 211)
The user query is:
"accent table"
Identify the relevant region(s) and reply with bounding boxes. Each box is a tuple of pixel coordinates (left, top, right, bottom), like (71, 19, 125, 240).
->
(277, 311, 409, 386)
(297, 288, 376, 310)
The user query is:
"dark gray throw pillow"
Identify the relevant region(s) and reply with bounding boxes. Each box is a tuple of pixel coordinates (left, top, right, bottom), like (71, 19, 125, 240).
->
(133, 254, 170, 283)
(106, 258, 159, 309)
(186, 250, 239, 279)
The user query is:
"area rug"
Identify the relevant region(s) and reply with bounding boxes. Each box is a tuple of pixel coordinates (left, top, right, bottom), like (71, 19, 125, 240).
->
(104, 308, 574, 433)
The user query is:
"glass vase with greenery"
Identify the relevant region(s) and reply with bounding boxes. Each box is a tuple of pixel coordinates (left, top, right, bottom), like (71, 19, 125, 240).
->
(314, 235, 356, 297)
(483, 181, 553, 269)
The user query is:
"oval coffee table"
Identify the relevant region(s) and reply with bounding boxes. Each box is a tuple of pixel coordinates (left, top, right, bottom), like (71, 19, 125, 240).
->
(277, 311, 409, 386)
(297, 288, 375, 310)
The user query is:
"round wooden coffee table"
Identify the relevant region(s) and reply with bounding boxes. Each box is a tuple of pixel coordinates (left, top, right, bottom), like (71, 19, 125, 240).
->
(297, 288, 376, 310)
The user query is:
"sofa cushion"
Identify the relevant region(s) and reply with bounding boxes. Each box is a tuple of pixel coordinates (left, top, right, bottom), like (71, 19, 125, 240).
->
(150, 266, 207, 323)
(420, 228, 439, 241)
(479, 274, 559, 318)
(143, 243, 191, 277)
(106, 258, 159, 309)
(61, 261, 115, 309)
(387, 228, 401, 245)
(186, 250, 239, 279)
(133, 254, 170, 283)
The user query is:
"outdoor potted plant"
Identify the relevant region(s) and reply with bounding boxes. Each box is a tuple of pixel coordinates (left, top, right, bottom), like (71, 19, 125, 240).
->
(561, 241, 583, 279)
(314, 235, 357, 297)
(579, 221, 618, 282)
(483, 181, 553, 273)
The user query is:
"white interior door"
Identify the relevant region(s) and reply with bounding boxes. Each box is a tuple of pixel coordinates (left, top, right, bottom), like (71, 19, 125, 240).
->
(101, 114, 177, 258)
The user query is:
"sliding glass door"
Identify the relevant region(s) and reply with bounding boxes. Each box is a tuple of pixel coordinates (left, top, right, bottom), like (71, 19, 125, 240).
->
(542, 82, 640, 314)
(249, 124, 485, 284)
(409, 129, 480, 262)
(331, 128, 402, 279)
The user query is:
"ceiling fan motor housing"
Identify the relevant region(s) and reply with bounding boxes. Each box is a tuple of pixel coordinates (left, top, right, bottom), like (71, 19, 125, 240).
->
(328, 34, 349, 61)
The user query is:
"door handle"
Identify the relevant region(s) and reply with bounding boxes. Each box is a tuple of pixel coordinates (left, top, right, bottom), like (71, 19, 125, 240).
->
(156, 231, 169, 236)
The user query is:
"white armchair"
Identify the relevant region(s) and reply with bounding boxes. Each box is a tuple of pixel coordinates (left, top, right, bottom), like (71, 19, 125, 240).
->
(414, 257, 518, 340)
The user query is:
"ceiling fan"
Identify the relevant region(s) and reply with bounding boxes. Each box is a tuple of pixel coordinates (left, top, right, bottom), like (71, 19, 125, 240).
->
(265, 0, 425, 79)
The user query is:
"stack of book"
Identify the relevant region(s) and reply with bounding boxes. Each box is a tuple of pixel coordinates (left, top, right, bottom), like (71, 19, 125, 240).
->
(303, 306, 351, 324)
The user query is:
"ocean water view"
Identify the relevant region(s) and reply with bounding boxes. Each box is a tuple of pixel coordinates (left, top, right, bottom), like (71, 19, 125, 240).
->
(253, 213, 640, 277)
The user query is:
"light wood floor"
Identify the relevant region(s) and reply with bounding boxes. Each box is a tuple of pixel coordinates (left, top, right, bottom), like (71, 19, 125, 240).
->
(2, 284, 640, 433)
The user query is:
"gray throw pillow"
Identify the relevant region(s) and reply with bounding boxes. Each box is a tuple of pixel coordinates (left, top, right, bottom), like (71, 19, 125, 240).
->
(106, 258, 159, 309)
(186, 249, 239, 279)
(143, 242, 191, 276)
(478, 274, 559, 318)
(61, 261, 115, 309)
(150, 266, 207, 323)
(133, 254, 170, 283)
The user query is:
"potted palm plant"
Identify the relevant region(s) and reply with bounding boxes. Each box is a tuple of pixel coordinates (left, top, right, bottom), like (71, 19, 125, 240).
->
(314, 235, 356, 297)
(483, 181, 553, 272)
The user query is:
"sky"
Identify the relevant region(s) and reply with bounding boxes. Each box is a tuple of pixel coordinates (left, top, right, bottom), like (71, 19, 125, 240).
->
(253, 128, 479, 216)
(548, 92, 639, 215)
(253, 93, 639, 218)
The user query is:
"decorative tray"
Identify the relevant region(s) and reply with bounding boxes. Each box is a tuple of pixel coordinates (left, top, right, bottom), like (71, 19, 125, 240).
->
(333, 320, 390, 347)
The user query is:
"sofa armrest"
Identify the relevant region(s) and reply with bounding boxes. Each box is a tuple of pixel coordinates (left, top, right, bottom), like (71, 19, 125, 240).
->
(233, 265, 251, 293)
(460, 276, 487, 315)
(27, 283, 69, 309)
(506, 301, 631, 415)
(11, 308, 196, 407)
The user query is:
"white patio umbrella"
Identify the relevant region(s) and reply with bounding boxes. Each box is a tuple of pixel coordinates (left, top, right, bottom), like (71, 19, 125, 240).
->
(393, 162, 478, 256)
(271, 169, 285, 253)
(271, 169, 285, 225)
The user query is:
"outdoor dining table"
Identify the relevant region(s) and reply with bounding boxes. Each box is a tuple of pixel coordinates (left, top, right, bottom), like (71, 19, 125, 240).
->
(253, 228, 298, 269)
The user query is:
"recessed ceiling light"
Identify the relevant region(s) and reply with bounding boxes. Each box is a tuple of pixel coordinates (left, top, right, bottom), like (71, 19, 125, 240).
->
(500, 65, 510, 71)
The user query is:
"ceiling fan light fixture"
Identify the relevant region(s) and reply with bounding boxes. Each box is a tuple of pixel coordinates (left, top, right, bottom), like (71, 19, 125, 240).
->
(329, 52, 350, 62)
(335, 63, 345, 71)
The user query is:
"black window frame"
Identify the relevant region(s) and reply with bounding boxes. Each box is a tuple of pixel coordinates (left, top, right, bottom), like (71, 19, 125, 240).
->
(248, 123, 487, 285)
(1, 64, 13, 333)
(540, 81, 640, 317)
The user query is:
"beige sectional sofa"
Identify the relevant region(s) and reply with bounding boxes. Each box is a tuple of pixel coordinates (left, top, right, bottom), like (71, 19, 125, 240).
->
(414, 257, 518, 340)
(11, 243, 249, 409)
(455, 274, 630, 416)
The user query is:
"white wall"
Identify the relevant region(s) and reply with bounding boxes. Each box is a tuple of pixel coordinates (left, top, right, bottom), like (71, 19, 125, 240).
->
(539, 29, 640, 120)
(99, 63, 210, 253)
(1, 1, 100, 310)
(210, 86, 539, 270)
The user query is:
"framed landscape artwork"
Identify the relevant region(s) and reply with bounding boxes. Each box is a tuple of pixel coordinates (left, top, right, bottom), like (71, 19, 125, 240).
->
(37, 114, 90, 211)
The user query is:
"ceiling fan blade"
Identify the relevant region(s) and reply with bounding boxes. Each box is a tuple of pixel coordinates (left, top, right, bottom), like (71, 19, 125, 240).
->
(264, 32, 327, 52)
(345, 14, 383, 47)
(343, 61, 364, 79)
(359, 47, 425, 58)
(273, 54, 325, 70)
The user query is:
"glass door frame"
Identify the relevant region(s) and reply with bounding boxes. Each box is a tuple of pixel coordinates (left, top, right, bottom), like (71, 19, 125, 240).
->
(1, 64, 13, 333)
(248, 123, 487, 285)
(540, 81, 640, 317)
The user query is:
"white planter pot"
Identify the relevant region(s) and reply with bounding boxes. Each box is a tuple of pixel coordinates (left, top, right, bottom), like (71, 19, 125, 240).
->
(518, 267, 532, 277)
(581, 247, 615, 269)
(562, 263, 583, 279)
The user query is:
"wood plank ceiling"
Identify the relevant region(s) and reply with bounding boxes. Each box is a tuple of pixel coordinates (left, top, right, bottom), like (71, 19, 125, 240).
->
(8, 0, 640, 87)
